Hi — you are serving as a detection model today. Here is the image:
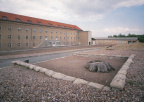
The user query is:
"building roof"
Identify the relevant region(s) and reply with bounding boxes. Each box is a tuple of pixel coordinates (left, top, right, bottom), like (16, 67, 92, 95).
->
(0, 11, 82, 30)
(94, 37, 138, 41)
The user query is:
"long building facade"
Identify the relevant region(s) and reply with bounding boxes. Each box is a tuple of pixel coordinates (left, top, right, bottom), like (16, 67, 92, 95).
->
(0, 11, 91, 51)
(92, 37, 138, 45)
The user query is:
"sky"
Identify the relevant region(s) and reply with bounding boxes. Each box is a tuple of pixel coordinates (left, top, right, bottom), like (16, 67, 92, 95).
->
(0, 0, 144, 37)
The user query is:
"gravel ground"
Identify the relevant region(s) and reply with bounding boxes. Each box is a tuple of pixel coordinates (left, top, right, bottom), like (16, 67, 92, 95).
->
(0, 47, 144, 101)
(0, 45, 106, 60)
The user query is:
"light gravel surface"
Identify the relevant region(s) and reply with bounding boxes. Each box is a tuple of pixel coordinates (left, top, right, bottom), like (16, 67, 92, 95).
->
(0, 48, 144, 101)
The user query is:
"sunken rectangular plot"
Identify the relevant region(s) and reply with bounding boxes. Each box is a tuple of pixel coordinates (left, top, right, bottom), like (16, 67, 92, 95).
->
(35, 55, 127, 86)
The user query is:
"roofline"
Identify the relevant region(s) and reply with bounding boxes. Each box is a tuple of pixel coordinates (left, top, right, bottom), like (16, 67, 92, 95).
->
(0, 11, 82, 31)
(93, 37, 138, 41)
(0, 19, 83, 31)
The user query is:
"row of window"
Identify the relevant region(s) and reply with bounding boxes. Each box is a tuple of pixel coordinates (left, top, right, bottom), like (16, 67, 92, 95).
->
(0, 26, 78, 35)
(0, 41, 75, 48)
(96, 40, 127, 43)
(0, 35, 79, 40)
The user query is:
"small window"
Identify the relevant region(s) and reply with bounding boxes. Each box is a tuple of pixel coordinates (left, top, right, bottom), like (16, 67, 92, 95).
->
(64, 37, 65, 39)
(16, 18, 21, 21)
(8, 26, 11, 31)
(2, 16, 7, 20)
(8, 43, 12, 47)
(17, 43, 21, 47)
(0, 43, 1, 48)
(60, 32, 62, 34)
(18, 35, 20, 39)
(33, 43, 35, 46)
(26, 36, 29, 39)
(64, 32, 65, 34)
(33, 29, 36, 32)
(56, 31, 57, 33)
(60, 37, 62, 39)
(26, 43, 29, 47)
(38, 21, 42, 25)
(40, 36, 42, 39)
(40, 29, 42, 33)
(28, 20, 32, 23)
(0, 26, 2, 30)
(33, 36, 36, 39)
(8, 35, 11, 39)
(0, 35, 1, 39)
(51, 30, 53, 33)
(45, 30, 48, 33)
(74, 37, 75, 39)
(26, 28, 29, 32)
(18, 28, 21, 31)
(51, 36, 53, 39)
(67, 37, 69, 39)
(71, 37, 72, 39)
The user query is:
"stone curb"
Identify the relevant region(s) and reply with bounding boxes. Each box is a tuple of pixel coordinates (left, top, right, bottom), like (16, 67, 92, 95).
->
(110, 54, 135, 89)
(11, 60, 110, 91)
(72, 52, 128, 60)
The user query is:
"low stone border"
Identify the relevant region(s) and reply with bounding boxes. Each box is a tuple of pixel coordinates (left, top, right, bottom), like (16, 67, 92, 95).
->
(11, 60, 110, 91)
(72, 52, 135, 89)
(72, 52, 128, 60)
(110, 54, 135, 89)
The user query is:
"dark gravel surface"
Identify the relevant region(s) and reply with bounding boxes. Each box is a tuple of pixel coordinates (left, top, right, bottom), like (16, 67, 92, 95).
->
(0, 49, 144, 101)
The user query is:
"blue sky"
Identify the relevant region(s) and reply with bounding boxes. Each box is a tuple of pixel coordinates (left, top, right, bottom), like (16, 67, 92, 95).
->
(0, 0, 144, 37)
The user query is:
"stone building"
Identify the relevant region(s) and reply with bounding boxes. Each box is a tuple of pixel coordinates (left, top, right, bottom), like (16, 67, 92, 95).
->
(92, 37, 138, 45)
(0, 11, 91, 51)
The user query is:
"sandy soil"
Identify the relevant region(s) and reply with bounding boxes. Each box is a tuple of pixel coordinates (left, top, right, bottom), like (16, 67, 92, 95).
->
(35, 55, 127, 86)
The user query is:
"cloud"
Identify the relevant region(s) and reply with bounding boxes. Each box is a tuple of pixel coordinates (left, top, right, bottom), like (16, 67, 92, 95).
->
(1, 0, 144, 22)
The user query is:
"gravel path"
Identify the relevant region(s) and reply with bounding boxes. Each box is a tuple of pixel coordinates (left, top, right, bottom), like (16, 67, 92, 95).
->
(0, 49, 144, 101)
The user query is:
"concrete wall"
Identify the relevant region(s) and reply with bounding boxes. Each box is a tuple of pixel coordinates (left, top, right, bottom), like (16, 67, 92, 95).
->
(78, 31, 91, 45)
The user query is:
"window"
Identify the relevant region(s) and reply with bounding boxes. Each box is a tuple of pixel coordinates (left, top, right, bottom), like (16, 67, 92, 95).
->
(60, 37, 62, 39)
(26, 28, 29, 32)
(60, 31, 62, 34)
(71, 37, 72, 40)
(67, 37, 69, 39)
(8, 43, 12, 47)
(40, 36, 42, 39)
(56, 31, 57, 34)
(51, 36, 53, 39)
(26, 43, 29, 47)
(0, 35, 1, 39)
(64, 37, 65, 39)
(18, 28, 21, 31)
(33, 36, 36, 39)
(64, 32, 65, 34)
(16, 18, 21, 21)
(8, 26, 11, 30)
(45, 30, 48, 33)
(78, 37, 79, 39)
(2, 16, 7, 20)
(40, 29, 42, 33)
(17, 43, 21, 47)
(0, 26, 2, 30)
(0, 43, 1, 48)
(74, 37, 75, 39)
(33, 29, 36, 32)
(26, 36, 29, 39)
(18, 35, 20, 39)
(38, 21, 42, 25)
(33, 43, 35, 46)
(8, 35, 11, 39)
(51, 30, 53, 33)
(28, 20, 32, 23)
